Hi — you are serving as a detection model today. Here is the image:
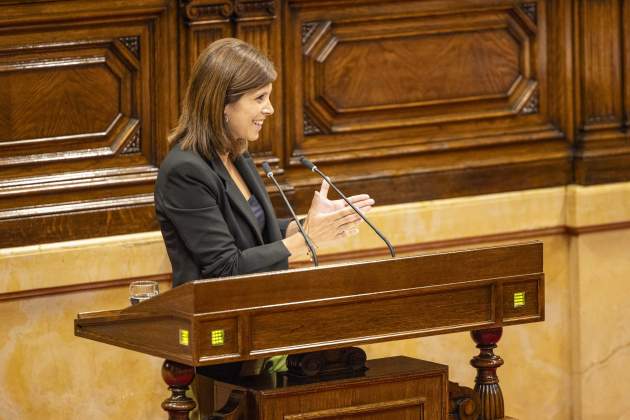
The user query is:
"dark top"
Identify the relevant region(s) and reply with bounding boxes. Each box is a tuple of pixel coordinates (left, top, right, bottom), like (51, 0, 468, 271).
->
(154, 143, 291, 287)
(247, 194, 266, 231)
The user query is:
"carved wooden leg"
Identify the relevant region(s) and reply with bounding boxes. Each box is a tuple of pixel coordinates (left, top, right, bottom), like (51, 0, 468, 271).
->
(470, 328, 504, 420)
(161, 360, 196, 420)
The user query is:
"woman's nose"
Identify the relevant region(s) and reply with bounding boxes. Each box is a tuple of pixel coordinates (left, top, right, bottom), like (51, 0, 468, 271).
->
(263, 101, 274, 116)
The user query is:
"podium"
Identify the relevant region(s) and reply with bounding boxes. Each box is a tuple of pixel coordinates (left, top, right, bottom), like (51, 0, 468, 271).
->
(75, 242, 544, 419)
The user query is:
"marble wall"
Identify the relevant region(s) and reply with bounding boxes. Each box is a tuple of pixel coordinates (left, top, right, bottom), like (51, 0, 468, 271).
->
(570, 229, 630, 420)
(1, 182, 629, 419)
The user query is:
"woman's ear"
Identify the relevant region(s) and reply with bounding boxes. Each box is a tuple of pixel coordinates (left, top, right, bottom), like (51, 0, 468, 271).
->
(223, 103, 232, 123)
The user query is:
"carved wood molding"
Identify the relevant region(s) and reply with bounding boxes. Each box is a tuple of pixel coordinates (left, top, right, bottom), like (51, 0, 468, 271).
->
(302, 22, 319, 44)
(520, 2, 537, 23)
(298, 10, 539, 139)
(181, 0, 275, 21)
(119, 36, 140, 57)
(121, 127, 141, 154)
(521, 89, 539, 115)
(303, 112, 322, 135)
(234, 0, 275, 17)
(181, 0, 233, 21)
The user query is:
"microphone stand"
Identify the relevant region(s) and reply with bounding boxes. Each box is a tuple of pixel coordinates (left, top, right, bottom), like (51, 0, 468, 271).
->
(262, 162, 318, 266)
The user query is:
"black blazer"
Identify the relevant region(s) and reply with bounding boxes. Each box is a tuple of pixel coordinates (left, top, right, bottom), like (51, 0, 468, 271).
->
(155, 144, 291, 287)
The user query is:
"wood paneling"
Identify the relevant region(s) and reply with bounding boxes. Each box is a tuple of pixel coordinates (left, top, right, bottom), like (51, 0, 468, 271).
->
(278, 0, 571, 214)
(0, 0, 177, 246)
(0, 0, 628, 246)
(574, 0, 630, 183)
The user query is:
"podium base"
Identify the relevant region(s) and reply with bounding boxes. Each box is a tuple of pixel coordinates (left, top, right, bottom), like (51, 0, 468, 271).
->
(211, 356, 448, 419)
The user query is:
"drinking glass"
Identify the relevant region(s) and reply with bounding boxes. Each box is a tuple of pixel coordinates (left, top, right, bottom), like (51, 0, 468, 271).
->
(129, 280, 159, 305)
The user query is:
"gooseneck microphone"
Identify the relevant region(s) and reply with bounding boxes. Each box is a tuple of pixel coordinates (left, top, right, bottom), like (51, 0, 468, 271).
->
(262, 161, 318, 266)
(300, 157, 396, 258)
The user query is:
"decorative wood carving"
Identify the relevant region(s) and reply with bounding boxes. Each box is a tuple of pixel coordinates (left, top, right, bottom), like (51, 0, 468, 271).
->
(303, 111, 322, 135)
(121, 127, 141, 154)
(520, 2, 537, 23)
(182, 1, 233, 21)
(119, 36, 140, 57)
(521, 89, 539, 115)
(234, 0, 275, 17)
(301, 21, 319, 44)
(470, 328, 505, 420)
(161, 360, 196, 420)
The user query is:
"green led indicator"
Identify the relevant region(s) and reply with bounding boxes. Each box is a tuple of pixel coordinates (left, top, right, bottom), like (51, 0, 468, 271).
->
(211, 329, 225, 346)
(179, 329, 189, 346)
(513, 292, 526, 308)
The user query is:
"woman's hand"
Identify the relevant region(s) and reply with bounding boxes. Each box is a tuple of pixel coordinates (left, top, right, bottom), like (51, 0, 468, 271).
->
(309, 179, 373, 215)
(305, 180, 374, 246)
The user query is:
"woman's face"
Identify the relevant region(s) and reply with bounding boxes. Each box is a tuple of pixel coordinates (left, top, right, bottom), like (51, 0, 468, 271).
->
(224, 83, 274, 143)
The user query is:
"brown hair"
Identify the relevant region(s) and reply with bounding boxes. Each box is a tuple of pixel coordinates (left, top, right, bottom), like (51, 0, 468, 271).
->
(169, 38, 277, 159)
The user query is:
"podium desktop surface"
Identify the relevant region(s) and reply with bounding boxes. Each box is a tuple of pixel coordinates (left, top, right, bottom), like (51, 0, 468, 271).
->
(75, 242, 544, 367)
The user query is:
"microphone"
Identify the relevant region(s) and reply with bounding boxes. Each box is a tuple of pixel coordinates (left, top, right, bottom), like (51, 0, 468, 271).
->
(262, 161, 319, 266)
(300, 157, 396, 258)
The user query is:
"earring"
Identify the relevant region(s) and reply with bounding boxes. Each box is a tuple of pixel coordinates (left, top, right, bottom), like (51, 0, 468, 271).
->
(224, 114, 229, 124)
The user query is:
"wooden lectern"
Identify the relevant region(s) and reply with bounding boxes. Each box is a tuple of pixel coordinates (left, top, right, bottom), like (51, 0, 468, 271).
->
(75, 242, 544, 419)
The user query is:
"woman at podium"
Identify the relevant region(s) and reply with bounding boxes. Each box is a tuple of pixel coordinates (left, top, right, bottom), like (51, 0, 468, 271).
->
(155, 37, 373, 288)
(153, 38, 374, 414)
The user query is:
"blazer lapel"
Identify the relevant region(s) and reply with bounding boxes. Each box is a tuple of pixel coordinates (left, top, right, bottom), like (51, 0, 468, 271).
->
(236, 153, 283, 243)
(208, 153, 264, 245)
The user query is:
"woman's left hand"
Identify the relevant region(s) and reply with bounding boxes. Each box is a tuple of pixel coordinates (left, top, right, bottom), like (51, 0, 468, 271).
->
(302, 180, 375, 246)
(309, 179, 374, 216)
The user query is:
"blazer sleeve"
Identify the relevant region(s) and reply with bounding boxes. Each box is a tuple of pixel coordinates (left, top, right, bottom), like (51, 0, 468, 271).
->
(158, 161, 290, 278)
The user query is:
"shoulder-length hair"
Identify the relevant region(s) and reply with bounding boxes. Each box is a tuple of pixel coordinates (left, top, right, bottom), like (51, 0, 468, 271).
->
(169, 38, 277, 159)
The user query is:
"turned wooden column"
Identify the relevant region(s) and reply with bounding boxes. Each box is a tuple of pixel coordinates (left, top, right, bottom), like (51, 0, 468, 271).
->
(470, 328, 504, 420)
(161, 360, 196, 420)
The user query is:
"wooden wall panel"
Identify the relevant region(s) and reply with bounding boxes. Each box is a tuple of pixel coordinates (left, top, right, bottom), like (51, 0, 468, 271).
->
(574, 0, 630, 184)
(0, 0, 628, 246)
(278, 0, 570, 213)
(0, 0, 177, 247)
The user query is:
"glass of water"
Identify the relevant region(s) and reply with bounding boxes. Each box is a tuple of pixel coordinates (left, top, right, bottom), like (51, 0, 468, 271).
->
(129, 280, 159, 305)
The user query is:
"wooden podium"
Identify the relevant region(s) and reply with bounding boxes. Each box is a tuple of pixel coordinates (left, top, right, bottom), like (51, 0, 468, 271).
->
(75, 242, 544, 419)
